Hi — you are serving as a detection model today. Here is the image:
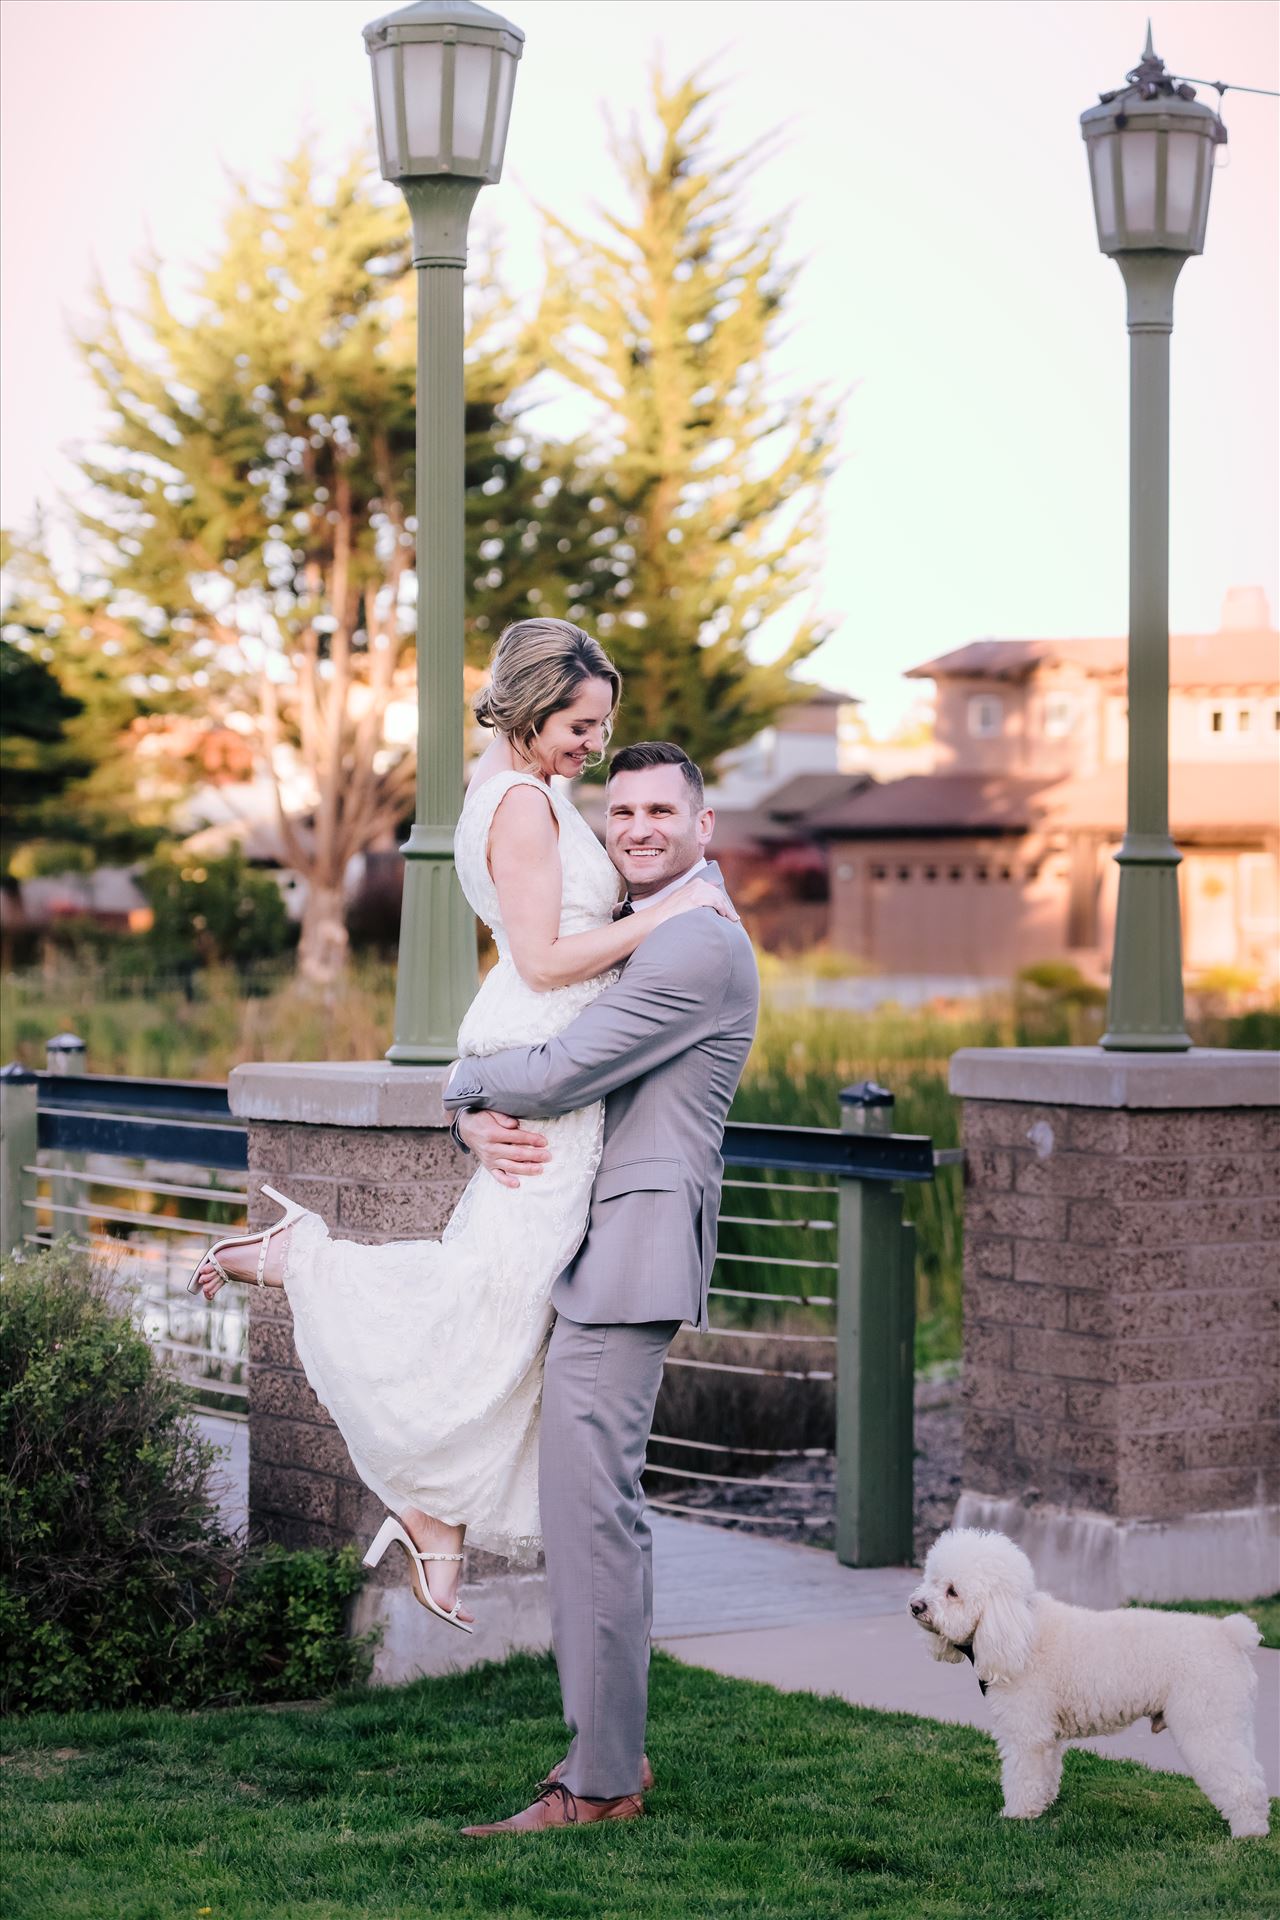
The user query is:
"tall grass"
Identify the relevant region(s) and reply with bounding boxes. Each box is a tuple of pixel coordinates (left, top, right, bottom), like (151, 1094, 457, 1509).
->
(0, 958, 396, 1080)
(731, 998, 999, 1365)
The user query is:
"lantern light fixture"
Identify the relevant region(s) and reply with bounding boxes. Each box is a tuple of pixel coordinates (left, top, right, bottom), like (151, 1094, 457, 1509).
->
(1080, 25, 1226, 258)
(364, 0, 524, 187)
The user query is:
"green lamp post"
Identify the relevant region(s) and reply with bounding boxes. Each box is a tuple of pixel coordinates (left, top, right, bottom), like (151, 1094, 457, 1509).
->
(364, 0, 524, 1063)
(1081, 30, 1226, 1051)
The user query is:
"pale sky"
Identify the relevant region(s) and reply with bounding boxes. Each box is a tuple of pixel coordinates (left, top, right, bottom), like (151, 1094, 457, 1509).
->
(1, 0, 1276, 730)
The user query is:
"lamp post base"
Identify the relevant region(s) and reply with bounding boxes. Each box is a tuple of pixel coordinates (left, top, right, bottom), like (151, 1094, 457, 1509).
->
(1101, 832, 1191, 1052)
(386, 827, 478, 1065)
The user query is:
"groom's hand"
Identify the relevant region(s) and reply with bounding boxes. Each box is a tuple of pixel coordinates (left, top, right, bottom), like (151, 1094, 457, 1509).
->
(456, 1109, 550, 1189)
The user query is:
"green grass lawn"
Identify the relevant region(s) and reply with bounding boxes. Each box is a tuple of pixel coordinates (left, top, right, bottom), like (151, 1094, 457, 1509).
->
(2, 1653, 1275, 1920)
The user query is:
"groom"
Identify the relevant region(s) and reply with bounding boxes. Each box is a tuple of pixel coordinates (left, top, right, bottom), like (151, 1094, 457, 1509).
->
(443, 739, 759, 1833)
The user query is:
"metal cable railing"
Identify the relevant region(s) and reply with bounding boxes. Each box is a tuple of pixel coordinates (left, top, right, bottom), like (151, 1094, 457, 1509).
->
(649, 1435, 831, 1458)
(3, 1059, 944, 1564)
(643, 1499, 799, 1527)
(663, 1354, 835, 1382)
(647, 1154, 839, 1520)
(13, 1065, 251, 1421)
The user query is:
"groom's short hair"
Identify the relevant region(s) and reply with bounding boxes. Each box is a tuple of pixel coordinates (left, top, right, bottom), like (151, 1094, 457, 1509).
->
(607, 741, 705, 807)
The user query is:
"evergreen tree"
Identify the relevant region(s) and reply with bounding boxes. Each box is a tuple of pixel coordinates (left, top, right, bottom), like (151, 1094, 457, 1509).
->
(0, 638, 86, 878)
(63, 146, 601, 982)
(534, 67, 839, 768)
(0, 533, 180, 877)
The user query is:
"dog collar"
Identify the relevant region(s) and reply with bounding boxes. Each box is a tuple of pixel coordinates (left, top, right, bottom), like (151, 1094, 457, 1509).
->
(954, 1642, 990, 1696)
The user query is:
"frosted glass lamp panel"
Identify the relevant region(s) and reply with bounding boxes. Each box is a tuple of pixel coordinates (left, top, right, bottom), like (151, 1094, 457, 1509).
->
(1164, 130, 1203, 245)
(488, 50, 517, 173)
(1119, 130, 1158, 233)
(403, 41, 444, 165)
(1089, 135, 1118, 248)
(372, 48, 402, 176)
(451, 43, 493, 168)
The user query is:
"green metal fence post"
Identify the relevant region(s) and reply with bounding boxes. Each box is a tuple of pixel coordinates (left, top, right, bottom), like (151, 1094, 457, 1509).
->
(835, 1081, 916, 1567)
(894, 1214, 918, 1557)
(0, 1063, 38, 1257)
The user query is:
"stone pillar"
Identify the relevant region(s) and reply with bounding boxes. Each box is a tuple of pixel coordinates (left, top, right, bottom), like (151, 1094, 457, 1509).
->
(949, 1046, 1280, 1606)
(229, 1062, 551, 1678)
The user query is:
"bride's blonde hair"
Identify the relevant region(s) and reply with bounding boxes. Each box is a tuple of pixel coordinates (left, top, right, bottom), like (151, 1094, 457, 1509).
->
(474, 619, 621, 770)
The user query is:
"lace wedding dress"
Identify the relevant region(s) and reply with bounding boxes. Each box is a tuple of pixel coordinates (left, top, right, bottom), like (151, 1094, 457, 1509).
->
(282, 770, 621, 1564)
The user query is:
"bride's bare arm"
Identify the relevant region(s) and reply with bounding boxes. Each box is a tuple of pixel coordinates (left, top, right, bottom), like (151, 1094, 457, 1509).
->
(488, 783, 734, 992)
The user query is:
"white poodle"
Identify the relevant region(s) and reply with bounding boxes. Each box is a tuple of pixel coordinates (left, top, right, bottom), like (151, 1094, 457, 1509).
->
(909, 1528, 1270, 1838)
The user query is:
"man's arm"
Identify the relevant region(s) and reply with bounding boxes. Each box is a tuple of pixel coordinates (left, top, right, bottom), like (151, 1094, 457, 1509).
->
(444, 911, 733, 1119)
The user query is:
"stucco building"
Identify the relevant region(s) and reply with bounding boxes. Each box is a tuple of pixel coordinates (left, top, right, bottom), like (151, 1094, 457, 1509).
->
(810, 589, 1279, 983)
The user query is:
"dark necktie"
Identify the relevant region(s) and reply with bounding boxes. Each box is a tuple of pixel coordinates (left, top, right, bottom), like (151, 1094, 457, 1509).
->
(614, 898, 635, 920)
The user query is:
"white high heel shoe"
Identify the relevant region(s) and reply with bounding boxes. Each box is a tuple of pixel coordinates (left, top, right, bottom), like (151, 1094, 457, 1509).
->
(186, 1183, 310, 1295)
(362, 1515, 474, 1634)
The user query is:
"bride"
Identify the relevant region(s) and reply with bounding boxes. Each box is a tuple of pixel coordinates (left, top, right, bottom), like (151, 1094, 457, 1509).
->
(190, 619, 732, 1630)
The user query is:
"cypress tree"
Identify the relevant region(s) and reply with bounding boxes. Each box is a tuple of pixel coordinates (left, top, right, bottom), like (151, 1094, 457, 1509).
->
(535, 67, 839, 766)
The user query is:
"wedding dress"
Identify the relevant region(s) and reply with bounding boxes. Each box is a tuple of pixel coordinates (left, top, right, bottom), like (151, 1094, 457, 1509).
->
(282, 770, 621, 1564)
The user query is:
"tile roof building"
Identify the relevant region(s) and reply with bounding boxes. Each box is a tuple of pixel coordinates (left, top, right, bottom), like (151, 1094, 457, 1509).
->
(698, 590, 1278, 983)
(809, 590, 1279, 982)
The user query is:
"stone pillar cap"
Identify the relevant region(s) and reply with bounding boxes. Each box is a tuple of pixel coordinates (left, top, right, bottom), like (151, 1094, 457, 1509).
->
(949, 1045, 1280, 1109)
(230, 1060, 455, 1128)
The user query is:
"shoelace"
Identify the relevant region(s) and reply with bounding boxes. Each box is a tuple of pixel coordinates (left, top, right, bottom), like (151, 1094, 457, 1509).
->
(533, 1781, 580, 1824)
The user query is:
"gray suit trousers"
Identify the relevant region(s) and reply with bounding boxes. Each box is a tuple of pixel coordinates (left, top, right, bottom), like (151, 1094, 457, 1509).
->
(540, 1315, 681, 1799)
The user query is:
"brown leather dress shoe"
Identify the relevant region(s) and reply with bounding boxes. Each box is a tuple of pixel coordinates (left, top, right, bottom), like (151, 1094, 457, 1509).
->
(540, 1754, 655, 1794)
(461, 1781, 644, 1835)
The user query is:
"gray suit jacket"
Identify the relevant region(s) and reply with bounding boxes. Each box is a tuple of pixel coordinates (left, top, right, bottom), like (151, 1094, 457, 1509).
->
(443, 871, 759, 1330)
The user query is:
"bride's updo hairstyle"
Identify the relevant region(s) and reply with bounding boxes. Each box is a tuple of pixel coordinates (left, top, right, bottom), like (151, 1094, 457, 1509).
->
(474, 618, 621, 772)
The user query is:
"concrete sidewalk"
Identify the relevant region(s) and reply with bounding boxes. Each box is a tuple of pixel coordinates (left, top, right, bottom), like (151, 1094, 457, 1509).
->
(650, 1514, 1280, 1796)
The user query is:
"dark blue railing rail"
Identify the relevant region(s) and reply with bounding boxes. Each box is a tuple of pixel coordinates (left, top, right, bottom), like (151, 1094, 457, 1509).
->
(36, 1073, 248, 1171)
(33, 1074, 933, 1184)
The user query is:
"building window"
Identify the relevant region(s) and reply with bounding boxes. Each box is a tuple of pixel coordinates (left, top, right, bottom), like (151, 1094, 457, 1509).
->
(924, 866, 938, 882)
(870, 865, 887, 882)
(999, 866, 1013, 881)
(896, 867, 910, 882)
(1044, 694, 1078, 739)
(1274, 708, 1280, 731)
(948, 866, 963, 882)
(968, 695, 1003, 738)
(1237, 707, 1252, 732)
(976, 866, 989, 882)
(1210, 708, 1225, 733)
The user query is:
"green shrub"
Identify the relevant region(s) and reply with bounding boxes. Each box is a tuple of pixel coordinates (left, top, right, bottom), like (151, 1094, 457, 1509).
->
(0, 1243, 373, 1714)
(1226, 1005, 1280, 1050)
(1016, 959, 1100, 999)
(179, 1543, 374, 1708)
(137, 849, 295, 973)
(0, 1241, 229, 1712)
(1013, 961, 1107, 1047)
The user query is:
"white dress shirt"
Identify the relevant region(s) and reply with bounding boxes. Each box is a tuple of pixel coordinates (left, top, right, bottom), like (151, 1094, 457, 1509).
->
(623, 855, 708, 914)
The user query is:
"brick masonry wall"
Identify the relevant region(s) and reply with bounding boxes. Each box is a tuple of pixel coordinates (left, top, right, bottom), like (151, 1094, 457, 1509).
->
(244, 1121, 484, 1585)
(959, 1100, 1280, 1522)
